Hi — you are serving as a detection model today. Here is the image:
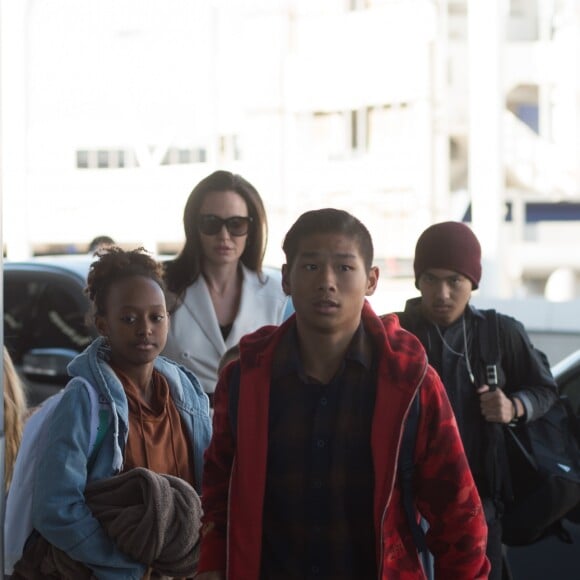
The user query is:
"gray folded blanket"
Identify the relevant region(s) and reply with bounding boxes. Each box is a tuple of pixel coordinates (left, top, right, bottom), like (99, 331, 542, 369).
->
(85, 467, 202, 577)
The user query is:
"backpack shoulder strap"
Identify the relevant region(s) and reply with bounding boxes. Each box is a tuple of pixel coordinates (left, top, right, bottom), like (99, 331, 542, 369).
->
(395, 310, 409, 328)
(476, 309, 513, 504)
(477, 309, 501, 388)
(399, 391, 428, 555)
(228, 361, 242, 439)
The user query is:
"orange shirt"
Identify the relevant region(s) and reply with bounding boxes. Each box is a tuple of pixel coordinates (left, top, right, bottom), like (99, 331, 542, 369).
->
(112, 366, 196, 489)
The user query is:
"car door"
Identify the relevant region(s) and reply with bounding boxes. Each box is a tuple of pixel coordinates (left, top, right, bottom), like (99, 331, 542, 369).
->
(4, 265, 95, 406)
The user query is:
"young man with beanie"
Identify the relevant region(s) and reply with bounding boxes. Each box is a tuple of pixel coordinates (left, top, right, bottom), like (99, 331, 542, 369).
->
(196, 209, 490, 580)
(396, 221, 558, 580)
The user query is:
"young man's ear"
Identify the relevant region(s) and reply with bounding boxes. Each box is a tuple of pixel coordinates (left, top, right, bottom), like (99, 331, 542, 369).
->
(365, 266, 380, 296)
(281, 264, 291, 296)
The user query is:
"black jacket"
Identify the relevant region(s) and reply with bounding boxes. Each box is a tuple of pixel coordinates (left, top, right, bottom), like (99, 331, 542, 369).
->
(396, 298, 558, 505)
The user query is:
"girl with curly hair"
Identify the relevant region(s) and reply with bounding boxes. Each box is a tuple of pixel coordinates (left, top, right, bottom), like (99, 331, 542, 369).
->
(17, 248, 211, 579)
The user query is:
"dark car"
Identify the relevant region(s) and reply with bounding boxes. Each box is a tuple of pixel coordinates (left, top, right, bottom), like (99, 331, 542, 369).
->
(506, 349, 580, 579)
(3, 255, 97, 406)
(551, 349, 580, 416)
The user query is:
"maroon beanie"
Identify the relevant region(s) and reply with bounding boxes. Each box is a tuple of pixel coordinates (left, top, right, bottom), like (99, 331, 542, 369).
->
(413, 221, 481, 289)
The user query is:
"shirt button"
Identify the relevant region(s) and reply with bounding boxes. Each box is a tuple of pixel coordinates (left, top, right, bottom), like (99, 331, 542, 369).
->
(320, 396, 328, 406)
(311, 565, 320, 574)
(316, 439, 325, 448)
(313, 479, 323, 488)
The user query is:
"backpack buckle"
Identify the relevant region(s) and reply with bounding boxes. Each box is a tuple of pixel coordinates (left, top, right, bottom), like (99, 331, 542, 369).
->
(486, 364, 499, 386)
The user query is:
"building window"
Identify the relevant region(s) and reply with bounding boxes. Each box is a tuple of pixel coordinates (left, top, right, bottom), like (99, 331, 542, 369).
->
(351, 110, 359, 150)
(312, 111, 348, 159)
(368, 103, 409, 152)
(97, 150, 108, 168)
(178, 148, 191, 164)
(350, 108, 370, 153)
(218, 135, 241, 162)
(76, 148, 137, 169)
(161, 147, 208, 165)
(347, 0, 370, 10)
(367, 103, 414, 183)
(304, 109, 370, 160)
(76, 150, 89, 168)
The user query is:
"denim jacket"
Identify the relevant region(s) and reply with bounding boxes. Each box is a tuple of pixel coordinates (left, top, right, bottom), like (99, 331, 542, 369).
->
(31, 337, 212, 580)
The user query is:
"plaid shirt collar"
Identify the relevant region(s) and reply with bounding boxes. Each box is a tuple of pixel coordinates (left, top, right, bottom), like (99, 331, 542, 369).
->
(272, 321, 373, 383)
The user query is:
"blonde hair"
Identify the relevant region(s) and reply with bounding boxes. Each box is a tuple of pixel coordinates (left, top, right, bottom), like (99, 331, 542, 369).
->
(3, 347, 27, 491)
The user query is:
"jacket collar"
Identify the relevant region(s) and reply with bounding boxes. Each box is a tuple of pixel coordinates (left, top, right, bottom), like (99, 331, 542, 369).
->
(180, 264, 268, 353)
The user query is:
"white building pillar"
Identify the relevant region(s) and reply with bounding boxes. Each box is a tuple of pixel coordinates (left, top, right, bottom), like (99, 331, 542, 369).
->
(468, 0, 508, 297)
(1, 0, 33, 258)
(431, 0, 450, 222)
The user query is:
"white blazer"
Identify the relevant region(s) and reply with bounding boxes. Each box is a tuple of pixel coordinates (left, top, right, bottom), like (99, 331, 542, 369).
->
(163, 265, 290, 394)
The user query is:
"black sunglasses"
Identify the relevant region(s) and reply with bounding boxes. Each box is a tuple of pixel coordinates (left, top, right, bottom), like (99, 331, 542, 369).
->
(198, 214, 253, 237)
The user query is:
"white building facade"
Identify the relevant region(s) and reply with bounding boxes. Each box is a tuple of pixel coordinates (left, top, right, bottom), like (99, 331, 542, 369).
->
(1, 0, 579, 304)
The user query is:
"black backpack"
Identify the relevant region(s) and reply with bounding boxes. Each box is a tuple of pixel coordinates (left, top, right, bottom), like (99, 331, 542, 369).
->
(478, 310, 580, 546)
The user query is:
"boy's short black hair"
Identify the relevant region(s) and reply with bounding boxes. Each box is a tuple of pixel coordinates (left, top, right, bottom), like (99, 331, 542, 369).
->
(282, 208, 374, 270)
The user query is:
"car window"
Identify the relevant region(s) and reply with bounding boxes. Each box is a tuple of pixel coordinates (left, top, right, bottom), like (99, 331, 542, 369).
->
(4, 271, 93, 364)
(558, 374, 580, 417)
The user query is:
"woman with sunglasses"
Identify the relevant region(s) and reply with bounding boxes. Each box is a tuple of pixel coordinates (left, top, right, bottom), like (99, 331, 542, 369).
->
(163, 170, 290, 400)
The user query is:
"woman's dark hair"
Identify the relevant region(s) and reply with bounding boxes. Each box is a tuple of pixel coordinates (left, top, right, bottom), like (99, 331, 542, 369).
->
(164, 170, 267, 296)
(282, 208, 374, 271)
(86, 247, 165, 317)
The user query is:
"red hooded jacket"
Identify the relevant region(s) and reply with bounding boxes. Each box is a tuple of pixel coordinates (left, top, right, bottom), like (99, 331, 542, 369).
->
(198, 303, 490, 579)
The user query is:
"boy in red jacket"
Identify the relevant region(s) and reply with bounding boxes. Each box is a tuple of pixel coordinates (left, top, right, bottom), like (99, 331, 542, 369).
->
(196, 208, 489, 580)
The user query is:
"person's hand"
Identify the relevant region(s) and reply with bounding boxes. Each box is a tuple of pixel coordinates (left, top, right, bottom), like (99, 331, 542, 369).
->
(195, 572, 225, 580)
(477, 384, 520, 423)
